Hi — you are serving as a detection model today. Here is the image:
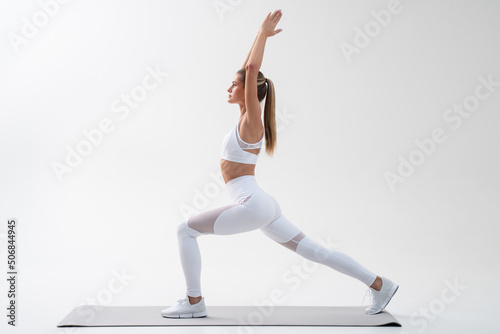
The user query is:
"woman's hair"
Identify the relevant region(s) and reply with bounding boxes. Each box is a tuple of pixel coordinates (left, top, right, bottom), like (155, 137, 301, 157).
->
(236, 68, 276, 156)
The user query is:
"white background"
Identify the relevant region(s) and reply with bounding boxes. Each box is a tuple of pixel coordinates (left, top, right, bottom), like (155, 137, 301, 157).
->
(1, 0, 499, 333)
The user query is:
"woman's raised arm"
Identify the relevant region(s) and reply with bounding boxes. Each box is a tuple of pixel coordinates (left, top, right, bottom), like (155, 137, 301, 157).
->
(241, 33, 258, 69)
(243, 10, 283, 125)
(245, 10, 283, 70)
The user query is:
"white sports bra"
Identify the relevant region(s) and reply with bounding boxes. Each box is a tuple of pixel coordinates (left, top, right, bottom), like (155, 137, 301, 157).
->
(221, 122, 264, 164)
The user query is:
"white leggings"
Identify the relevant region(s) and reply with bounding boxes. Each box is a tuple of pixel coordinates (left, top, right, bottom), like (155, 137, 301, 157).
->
(177, 175, 377, 297)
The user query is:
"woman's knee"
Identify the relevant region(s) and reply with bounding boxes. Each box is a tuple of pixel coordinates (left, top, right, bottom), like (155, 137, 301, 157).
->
(177, 220, 202, 238)
(295, 236, 331, 262)
(177, 221, 188, 237)
(281, 231, 307, 252)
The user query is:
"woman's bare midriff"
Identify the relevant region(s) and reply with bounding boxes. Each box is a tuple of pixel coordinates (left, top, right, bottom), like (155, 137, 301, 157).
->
(220, 147, 260, 184)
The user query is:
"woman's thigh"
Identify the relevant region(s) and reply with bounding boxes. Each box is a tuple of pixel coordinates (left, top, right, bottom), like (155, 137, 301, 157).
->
(187, 188, 280, 236)
(187, 203, 238, 234)
(260, 214, 307, 251)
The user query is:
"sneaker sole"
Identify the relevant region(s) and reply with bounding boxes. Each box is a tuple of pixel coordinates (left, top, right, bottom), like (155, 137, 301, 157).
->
(367, 283, 399, 315)
(162, 311, 207, 318)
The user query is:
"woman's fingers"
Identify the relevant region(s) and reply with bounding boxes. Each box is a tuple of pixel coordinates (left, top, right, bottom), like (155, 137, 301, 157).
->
(269, 10, 281, 25)
(261, 9, 282, 37)
(268, 9, 281, 20)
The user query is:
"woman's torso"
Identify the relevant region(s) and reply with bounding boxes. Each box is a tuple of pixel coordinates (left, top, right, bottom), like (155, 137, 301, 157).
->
(220, 117, 264, 184)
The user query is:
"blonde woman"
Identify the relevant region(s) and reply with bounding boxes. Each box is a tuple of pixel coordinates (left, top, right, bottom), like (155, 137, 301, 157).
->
(162, 9, 398, 318)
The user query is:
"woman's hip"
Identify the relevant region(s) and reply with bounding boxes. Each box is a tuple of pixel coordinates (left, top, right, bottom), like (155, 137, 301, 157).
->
(226, 175, 281, 221)
(226, 174, 261, 204)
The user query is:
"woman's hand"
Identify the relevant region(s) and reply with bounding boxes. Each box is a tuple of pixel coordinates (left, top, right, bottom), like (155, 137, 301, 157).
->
(259, 9, 283, 37)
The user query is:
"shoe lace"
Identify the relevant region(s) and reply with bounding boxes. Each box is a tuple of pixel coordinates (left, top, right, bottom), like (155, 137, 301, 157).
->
(362, 288, 373, 307)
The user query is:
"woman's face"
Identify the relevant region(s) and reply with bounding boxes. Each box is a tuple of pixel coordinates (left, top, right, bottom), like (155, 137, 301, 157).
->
(227, 74, 244, 105)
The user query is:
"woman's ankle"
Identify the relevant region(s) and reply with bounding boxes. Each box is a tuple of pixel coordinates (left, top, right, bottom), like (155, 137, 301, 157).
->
(188, 296, 202, 304)
(370, 276, 382, 291)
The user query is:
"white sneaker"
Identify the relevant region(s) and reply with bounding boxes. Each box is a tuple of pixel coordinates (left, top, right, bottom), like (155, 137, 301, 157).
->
(364, 277, 399, 315)
(161, 296, 207, 318)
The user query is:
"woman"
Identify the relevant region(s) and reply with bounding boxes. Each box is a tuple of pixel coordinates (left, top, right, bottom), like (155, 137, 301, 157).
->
(161, 9, 398, 318)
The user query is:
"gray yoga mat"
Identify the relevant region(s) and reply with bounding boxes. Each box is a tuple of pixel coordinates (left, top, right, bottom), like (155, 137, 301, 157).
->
(58, 305, 401, 327)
